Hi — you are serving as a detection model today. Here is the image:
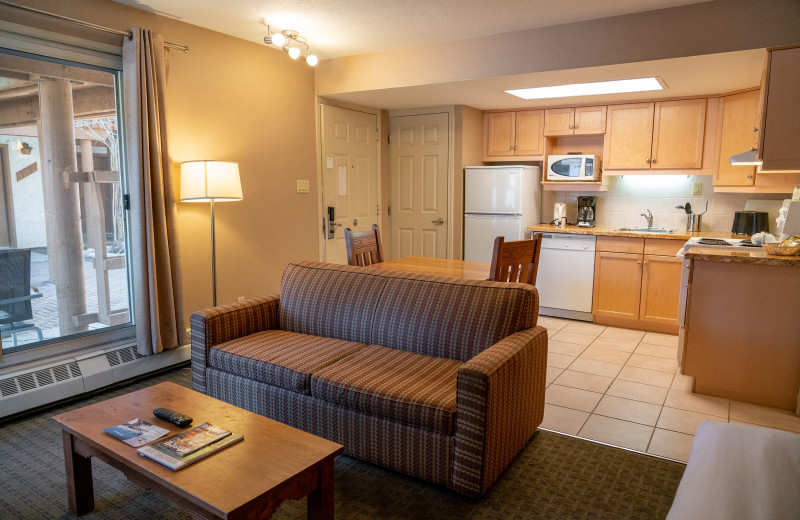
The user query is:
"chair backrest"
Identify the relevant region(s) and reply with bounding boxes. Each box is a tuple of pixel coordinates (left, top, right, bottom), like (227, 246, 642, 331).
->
(345, 225, 384, 266)
(0, 248, 33, 324)
(489, 233, 543, 286)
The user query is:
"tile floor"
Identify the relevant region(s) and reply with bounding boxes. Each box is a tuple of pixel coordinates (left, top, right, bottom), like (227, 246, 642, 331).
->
(537, 316, 800, 462)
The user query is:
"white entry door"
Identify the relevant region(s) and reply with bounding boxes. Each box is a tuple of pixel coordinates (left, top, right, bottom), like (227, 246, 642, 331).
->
(390, 112, 449, 259)
(320, 105, 378, 264)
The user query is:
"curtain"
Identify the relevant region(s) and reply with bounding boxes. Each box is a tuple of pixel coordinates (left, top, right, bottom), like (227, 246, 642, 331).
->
(122, 28, 185, 355)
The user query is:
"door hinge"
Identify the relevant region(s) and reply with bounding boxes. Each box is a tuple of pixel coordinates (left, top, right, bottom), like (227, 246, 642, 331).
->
(123, 194, 130, 210)
(388, 134, 391, 145)
(388, 205, 391, 216)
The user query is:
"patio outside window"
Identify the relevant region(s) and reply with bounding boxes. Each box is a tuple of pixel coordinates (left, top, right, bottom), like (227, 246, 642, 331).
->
(0, 48, 133, 354)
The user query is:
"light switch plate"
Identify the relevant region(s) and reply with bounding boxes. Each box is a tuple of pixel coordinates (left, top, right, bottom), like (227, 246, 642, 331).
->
(326, 157, 334, 169)
(296, 179, 310, 193)
(692, 182, 702, 195)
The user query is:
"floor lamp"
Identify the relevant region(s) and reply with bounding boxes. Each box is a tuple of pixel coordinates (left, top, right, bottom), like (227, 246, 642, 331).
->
(180, 161, 243, 306)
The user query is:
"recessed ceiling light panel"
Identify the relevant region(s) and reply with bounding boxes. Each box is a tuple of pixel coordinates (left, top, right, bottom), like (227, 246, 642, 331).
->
(506, 77, 665, 100)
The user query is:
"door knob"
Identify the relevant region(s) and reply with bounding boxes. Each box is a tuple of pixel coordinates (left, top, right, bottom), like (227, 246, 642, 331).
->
(431, 218, 445, 224)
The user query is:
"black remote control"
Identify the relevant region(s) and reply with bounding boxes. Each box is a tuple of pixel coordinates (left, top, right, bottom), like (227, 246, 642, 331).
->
(153, 408, 192, 428)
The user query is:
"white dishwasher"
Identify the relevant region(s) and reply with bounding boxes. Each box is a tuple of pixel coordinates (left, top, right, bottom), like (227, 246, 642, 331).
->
(535, 233, 596, 321)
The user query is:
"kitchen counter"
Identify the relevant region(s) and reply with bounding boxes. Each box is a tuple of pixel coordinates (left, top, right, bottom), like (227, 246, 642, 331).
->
(685, 248, 800, 267)
(528, 224, 746, 241)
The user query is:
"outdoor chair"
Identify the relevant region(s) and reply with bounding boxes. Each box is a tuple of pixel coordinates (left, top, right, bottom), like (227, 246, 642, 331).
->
(489, 233, 543, 286)
(345, 224, 384, 266)
(0, 248, 43, 347)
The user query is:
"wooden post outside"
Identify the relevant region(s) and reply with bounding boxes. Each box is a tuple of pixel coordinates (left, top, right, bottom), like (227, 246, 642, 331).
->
(80, 140, 110, 325)
(38, 79, 87, 335)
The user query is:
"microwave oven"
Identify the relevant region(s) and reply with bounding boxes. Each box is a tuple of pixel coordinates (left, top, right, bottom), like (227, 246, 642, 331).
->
(546, 155, 599, 181)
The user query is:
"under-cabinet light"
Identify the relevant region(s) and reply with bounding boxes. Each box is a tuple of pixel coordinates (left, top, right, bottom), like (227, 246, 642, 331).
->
(506, 77, 665, 100)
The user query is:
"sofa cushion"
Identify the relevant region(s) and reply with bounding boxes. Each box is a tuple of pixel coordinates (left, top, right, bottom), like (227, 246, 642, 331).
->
(371, 276, 538, 361)
(311, 344, 462, 434)
(279, 262, 389, 344)
(208, 330, 365, 394)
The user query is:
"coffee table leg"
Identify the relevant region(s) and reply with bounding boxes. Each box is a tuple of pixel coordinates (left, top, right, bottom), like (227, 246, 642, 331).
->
(307, 459, 334, 520)
(62, 430, 94, 515)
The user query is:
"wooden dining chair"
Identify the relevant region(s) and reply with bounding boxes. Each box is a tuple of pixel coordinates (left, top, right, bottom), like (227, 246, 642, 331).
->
(345, 224, 384, 266)
(489, 233, 543, 285)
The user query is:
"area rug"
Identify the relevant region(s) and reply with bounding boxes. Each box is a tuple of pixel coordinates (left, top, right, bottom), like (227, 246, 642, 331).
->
(0, 366, 684, 519)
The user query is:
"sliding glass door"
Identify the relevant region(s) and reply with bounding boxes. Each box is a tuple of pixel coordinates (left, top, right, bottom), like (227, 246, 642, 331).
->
(0, 48, 133, 354)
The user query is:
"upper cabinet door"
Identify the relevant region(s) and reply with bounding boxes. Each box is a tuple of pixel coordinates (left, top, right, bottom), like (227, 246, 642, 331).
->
(485, 112, 516, 157)
(651, 98, 706, 169)
(515, 110, 545, 155)
(544, 108, 574, 136)
(716, 90, 758, 186)
(573, 105, 607, 135)
(603, 103, 655, 169)
(759, 45, 800, 170)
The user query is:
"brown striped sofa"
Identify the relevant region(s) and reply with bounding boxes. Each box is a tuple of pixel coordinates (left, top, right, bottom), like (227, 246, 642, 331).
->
(190, 260, 548, 498)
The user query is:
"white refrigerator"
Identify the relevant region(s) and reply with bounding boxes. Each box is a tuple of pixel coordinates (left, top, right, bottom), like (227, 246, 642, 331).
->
(463, 165, 542, 262)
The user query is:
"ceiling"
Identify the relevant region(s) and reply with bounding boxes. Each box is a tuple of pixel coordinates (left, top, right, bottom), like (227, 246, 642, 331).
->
(111, 0, 710, 60)
(110, 0, 764, 110)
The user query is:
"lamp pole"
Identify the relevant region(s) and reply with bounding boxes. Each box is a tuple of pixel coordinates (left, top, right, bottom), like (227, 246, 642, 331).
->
(210, 197, 217, 306)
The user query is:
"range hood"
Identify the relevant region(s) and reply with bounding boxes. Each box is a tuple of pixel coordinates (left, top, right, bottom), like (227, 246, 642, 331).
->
(729, 148, 762, 166)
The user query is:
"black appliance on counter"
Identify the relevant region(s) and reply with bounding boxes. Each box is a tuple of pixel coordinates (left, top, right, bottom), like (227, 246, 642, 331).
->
(577, 196, 597, 227)
(731, 211, 769, 235)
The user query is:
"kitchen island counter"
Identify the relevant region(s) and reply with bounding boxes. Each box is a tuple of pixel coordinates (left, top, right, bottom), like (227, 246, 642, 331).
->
(684, 248, 800, 267)
(528, 224, 745, 241)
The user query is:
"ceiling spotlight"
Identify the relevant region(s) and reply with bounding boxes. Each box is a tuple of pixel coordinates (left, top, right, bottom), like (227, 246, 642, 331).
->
(270, 32, 285, 47)
(264, 25, 318, 66)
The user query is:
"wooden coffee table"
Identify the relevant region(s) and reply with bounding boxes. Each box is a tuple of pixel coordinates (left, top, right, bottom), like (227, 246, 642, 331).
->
(52, 381, 344, 519)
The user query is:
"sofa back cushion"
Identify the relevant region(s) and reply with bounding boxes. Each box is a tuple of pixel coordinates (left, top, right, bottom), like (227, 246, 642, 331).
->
(281, 261, 538, 362)
(371, 277, 537, 361)
(280, 262, 388, 344)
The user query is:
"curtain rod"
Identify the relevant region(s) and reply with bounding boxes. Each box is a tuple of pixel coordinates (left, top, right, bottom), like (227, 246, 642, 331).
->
(0, 0, 189, 53)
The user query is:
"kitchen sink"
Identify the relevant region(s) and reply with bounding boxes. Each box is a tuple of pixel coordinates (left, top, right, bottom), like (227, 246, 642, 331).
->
(616, 227, 675, 234)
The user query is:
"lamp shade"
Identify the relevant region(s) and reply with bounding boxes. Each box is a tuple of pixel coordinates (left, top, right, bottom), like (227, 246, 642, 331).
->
(180, 161, 243, 202)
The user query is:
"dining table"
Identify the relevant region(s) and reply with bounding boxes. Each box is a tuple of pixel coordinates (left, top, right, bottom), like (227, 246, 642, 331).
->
(372, 256, 491, 280)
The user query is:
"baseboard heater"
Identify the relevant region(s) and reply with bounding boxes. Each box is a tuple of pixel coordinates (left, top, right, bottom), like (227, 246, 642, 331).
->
(0, 344, 190, 419)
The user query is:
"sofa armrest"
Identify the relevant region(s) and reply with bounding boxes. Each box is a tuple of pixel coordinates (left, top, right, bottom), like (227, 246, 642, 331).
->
(451, 325, 548, 498)
(190, 295, 281, 393)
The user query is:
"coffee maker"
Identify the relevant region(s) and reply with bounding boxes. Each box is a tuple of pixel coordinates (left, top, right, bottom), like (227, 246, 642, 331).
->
(577, 196, 597, 227)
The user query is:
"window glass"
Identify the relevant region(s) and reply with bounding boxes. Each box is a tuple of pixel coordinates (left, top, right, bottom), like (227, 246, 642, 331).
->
(0, 49, 132, 354)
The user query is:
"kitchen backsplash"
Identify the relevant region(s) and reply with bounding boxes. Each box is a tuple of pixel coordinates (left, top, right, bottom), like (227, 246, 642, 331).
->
(541, 175, 787, 234)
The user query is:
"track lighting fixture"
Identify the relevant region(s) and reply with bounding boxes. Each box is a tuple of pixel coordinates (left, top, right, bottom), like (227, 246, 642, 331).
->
(264, 25, 318, 67)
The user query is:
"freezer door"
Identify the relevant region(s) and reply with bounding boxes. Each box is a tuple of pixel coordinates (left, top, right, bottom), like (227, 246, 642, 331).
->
(465, 167, 522, 214)
(464, 214, 524, 262)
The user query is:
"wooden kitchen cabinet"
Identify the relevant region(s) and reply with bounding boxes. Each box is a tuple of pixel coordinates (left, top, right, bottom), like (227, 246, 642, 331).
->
(758, 45, 800, 171)
(544, 106, 607, 136)
(715, 90, 759, 186)
(592, 236, 682, 333)
(484, 110, 544, 159)
(603, 99, 706, 170)
(592, 251, 643, 320)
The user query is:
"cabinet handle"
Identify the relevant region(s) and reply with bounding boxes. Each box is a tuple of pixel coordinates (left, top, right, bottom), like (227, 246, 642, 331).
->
(509, 146, 514, 151)
(569, 125, 573, 129)
(651, 158, 656, 164)
(574, 124, 578, 129)
(637, 261, 641, 265)
(514, 146, 518, 150)
(746, 174, 753, 179)
(643, 261, 648, 265)
(645, 158, 650, 163)
(753, 127, 758, 133)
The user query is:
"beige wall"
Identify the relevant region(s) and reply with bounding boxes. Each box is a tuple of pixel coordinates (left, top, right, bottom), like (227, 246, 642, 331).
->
(316, 0, 800, 98)
(2, 0, 318, 326)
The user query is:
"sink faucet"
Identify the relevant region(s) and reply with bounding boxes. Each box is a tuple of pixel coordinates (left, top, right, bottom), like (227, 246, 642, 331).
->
(641, 209, 654, 228)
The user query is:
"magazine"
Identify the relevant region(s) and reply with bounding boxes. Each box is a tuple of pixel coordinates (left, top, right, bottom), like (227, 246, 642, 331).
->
(153, 422, 232, 458)
(138, 432, 244, 471)
(104, 418, 170, 447)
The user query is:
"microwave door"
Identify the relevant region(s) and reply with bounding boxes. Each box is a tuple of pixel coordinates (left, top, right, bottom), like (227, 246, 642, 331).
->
(551, 158, 583, 179)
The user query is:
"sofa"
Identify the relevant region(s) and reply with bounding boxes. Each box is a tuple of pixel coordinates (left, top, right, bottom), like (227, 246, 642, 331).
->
(190, 260, 548, 497)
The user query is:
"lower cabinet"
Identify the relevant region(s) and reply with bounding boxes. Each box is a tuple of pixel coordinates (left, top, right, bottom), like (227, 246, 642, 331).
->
(592, 236, 682, 333)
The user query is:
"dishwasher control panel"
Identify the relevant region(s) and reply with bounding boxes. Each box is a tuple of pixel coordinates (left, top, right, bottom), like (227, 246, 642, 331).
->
(540, 233, 597, 251)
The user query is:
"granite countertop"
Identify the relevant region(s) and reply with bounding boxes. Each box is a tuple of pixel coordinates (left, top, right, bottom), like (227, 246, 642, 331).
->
(528, 224, 748, 241)
(683, 248, 800, 267)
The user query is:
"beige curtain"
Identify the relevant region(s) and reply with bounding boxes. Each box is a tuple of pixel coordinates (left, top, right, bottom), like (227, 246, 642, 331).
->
(123, 28, 185, 355)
